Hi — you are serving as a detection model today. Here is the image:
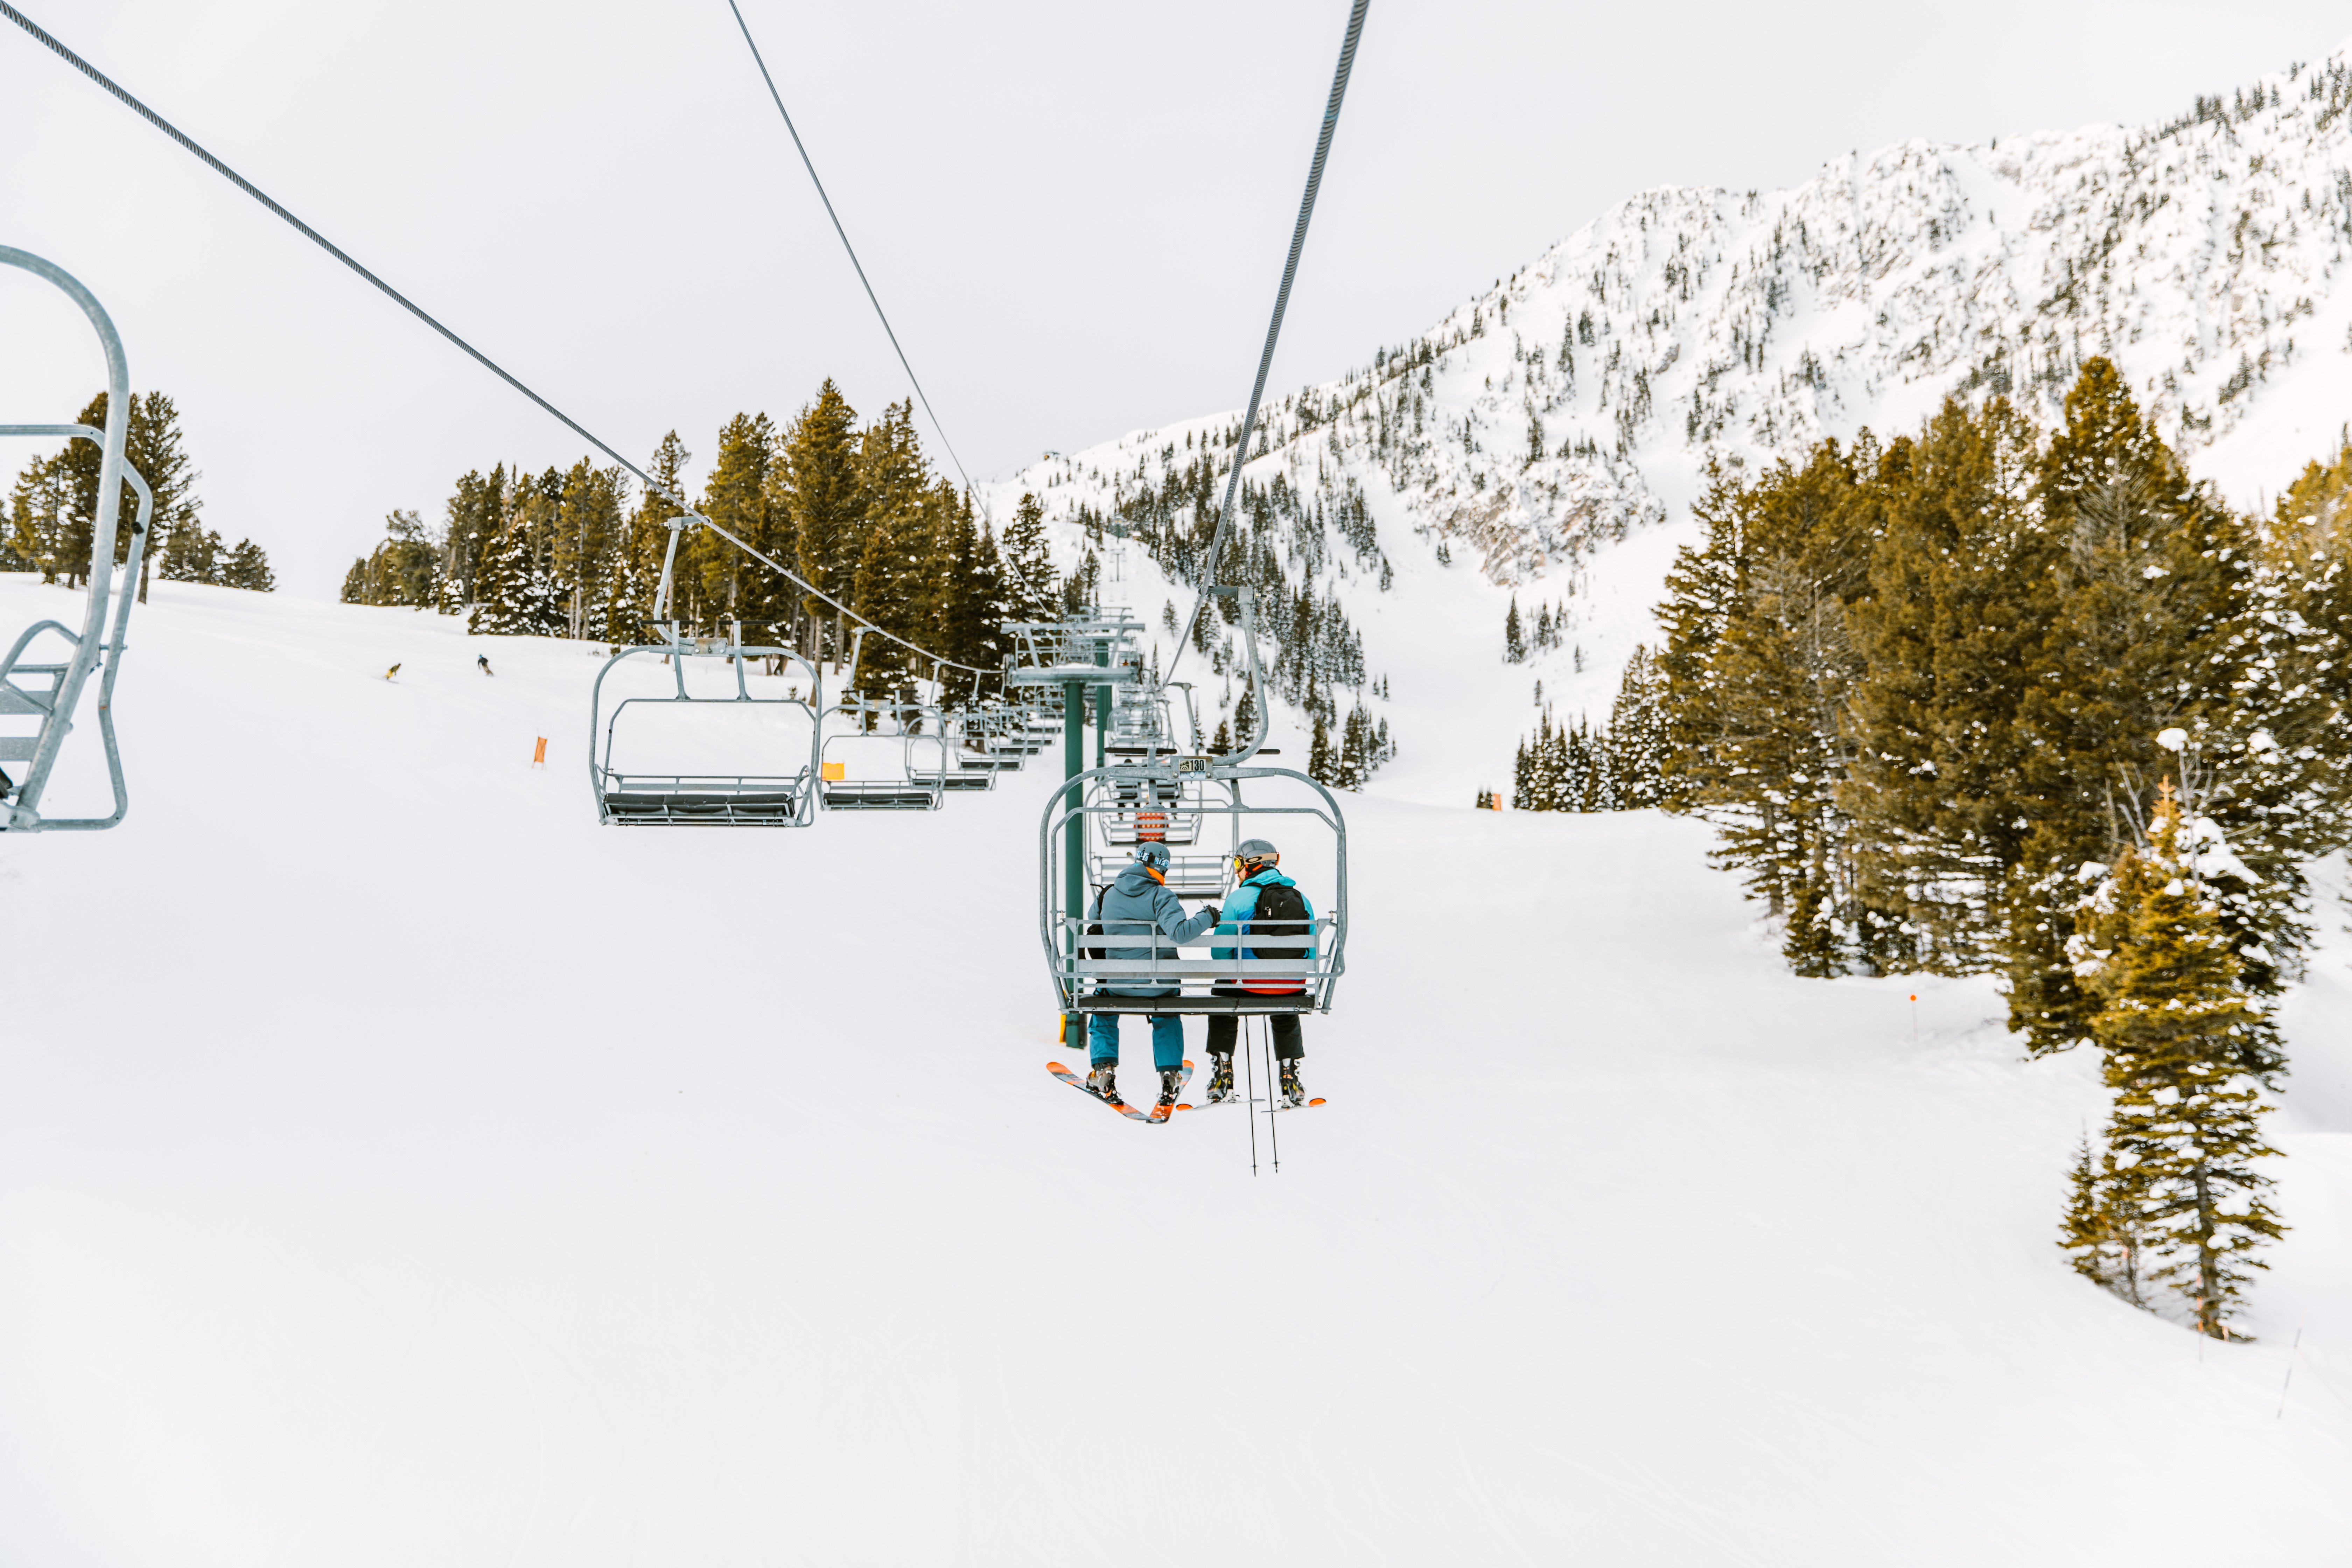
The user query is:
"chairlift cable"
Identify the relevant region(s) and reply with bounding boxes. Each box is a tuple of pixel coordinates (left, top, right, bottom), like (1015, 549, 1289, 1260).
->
(723, 0, 973, 495)
(0, 1, 997, 681)
(1163, 0, 1369, 692)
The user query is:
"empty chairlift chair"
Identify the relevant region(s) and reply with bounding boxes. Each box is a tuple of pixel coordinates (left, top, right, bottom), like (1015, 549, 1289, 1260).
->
(589, 625, 821, 826)
(0, 247, 151, 834)
(819, 696, 945, 811)
(930, 702, 996, 793)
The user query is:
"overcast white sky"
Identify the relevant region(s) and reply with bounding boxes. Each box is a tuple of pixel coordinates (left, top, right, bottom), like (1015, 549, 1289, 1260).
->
(4, 0, 2347, 592)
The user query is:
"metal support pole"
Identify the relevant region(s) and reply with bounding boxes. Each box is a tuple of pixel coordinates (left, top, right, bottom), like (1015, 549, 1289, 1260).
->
(1062, 675, 1085, 1042)
(1094, 636, 1110, 771)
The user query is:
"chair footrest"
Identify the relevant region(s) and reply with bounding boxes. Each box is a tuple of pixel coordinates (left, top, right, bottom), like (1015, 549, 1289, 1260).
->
(1078, 995, 1318, 1014)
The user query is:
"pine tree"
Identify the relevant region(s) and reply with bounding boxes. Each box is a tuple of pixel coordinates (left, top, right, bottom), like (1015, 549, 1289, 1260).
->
(2059, 1128, 2146, 1304)
(927, 493, 1007, 671)
(439, 465, 506, 612)
(1232, 678, 1259, 750)
(1654, 444, 1878, 968)
(1504, 594, 1525, 662)
(115, 391, 203, 602)
(779, 380, 861, 662)
(343, 510, 438, 606)
(1308, 709, 1335, 784)
(218, 538, 275, 593)
(2258, 439, 2352, 862)
(616, 437, 693, 632)
(2006, 360, 2269, 1053)
(1843, 398, 2051, 974)
(1608, 644, 1667, 807)
(850, 400, 934, 687)
(1336, 699, 1377, 789)
(693, 413, 775, 633)
(554, 460, 626, 638)
(47, 390, 205, 594)
(467, 514, 528, 635)
(999, 493, 1060, 625)
(5, 448, 69, 578)
(2071, 791, 2288, 1334)
(508, 468, 566, 634)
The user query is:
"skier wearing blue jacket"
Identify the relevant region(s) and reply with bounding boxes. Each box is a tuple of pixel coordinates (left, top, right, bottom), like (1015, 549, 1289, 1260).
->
(1204, 839, 1316, 1107)
(1082, 841, 1222, 1110)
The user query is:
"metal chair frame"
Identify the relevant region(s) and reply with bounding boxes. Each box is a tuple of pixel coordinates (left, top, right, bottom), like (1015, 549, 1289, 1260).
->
(589, 622, 821, 826)
(820, 694, 945, 812)
(1041, 756, 1348, 1015)
(0, 249, 148, 833)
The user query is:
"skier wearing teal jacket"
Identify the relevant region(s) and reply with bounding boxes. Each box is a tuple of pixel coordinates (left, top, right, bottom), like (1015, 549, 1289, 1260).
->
(1082, 841, 1221, 1111)
(1204, 838, 1315, 1108)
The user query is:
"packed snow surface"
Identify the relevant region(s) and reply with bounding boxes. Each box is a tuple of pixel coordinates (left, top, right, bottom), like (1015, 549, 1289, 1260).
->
(3, 574, 2349, 1564)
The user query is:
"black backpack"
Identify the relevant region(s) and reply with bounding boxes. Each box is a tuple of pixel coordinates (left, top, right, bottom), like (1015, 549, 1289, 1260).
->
(1242, 881, 1311, 960)
(1085, 885, 1110, 960)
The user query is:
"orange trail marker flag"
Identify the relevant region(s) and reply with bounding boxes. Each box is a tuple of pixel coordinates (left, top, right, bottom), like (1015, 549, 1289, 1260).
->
(532, 737, 547, 769)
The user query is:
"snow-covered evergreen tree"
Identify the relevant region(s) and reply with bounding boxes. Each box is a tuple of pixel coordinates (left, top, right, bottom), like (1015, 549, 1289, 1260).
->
(2067, 789, 2288, 1335)
(998, 493, 1061, 625)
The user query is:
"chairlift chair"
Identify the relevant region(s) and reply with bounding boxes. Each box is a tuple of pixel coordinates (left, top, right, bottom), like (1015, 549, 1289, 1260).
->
(1035, 585, 1346, 1017)
(0, 248, 149, 833)
(819, 694, 945, 811)
(589, 620, 821, 826)
(1043, 755, 1346, 1015)
(920, 700, 995, 793)
(962, 705, 1025, 770)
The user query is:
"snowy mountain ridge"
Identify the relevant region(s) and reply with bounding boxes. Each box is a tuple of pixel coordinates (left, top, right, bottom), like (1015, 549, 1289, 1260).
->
(973, 44, 2352, 803)
(1002, 44, 2352, 574)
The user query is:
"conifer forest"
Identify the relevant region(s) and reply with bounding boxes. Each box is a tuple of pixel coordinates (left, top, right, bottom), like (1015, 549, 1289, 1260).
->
(1633, 358, 2352, 1326)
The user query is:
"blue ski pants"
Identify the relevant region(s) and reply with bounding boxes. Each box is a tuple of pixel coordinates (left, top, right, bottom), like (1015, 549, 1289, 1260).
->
(1087, 1012, 1184, 1072)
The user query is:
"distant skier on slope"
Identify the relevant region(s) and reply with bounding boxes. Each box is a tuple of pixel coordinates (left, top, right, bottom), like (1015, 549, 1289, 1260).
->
(477, 654, 494, 676)
(1203, 839, 1316, 1108)
(1082, 841, 1222, 1112)
(383, 663, 401, 681)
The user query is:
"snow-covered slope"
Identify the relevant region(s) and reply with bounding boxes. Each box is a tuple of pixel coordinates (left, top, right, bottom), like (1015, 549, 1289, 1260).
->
(988, 47, 2352, 806)
(4, 574, 2349, 1564)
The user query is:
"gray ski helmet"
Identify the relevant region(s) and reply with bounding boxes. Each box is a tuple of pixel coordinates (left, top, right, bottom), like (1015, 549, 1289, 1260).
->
(1236, 838, 1279, 865)
(1134, 842, 1172, 872)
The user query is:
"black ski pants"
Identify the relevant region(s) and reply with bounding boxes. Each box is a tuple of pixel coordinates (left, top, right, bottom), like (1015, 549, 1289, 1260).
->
(1205, 991, 1303, 1063)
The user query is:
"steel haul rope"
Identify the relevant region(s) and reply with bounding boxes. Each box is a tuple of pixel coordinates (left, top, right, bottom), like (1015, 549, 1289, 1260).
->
(1164, 0, 1370, 692)
(724, 0, 972, 496)
(0, 0, 997, 678)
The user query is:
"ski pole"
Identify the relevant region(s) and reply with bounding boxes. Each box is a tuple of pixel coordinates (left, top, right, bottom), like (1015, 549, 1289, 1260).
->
(2278, 1313, 2306, 1418)
(1264, 1019, 1281, 1175)
(1243, 1013, 1259, 1178)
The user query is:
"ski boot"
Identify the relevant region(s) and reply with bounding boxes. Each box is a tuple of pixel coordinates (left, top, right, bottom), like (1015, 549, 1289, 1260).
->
(1085, 1063, 1120, 1103)
(1278, 1059, 1306, 1108)
(1155, 1067, 1186, 1112)
(1203, 1052, 1237, 1104)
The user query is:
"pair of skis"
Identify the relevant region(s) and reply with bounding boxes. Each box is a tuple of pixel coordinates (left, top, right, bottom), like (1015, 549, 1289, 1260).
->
(1180, 1093, 1325, 1113)
(1046, 1059, 1193, 1124)
(1048, 1059, 1325, 1122)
